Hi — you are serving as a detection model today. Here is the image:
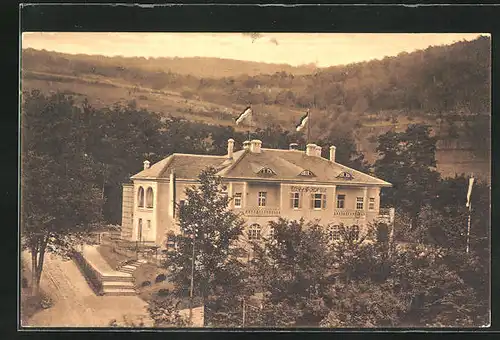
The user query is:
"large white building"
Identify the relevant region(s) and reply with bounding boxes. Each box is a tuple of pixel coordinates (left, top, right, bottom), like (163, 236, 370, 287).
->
(121, 139, 394, 250)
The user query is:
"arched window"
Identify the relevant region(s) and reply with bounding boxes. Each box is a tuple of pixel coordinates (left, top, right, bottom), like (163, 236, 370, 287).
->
(146, 187, 154, 208)
(137, 187, 145, 208)
(248, 224, 262, 240)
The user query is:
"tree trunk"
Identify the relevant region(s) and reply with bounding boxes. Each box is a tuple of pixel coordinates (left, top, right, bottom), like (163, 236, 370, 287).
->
(30, 235, 48, 296)
(31, 245, 38, 296)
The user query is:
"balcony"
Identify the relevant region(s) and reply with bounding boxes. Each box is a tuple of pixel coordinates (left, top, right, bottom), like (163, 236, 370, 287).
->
(333, 209, 366, 219)
(243, 207, 281, 217)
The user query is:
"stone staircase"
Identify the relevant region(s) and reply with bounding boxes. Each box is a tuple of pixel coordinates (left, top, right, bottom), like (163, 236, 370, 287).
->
(79, 245, 148, 296)
(99, 259, 148, 296)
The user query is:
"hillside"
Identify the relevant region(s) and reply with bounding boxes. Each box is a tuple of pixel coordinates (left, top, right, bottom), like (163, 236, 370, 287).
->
(20, 36, 491, 180)
(21, 48, 317, 78)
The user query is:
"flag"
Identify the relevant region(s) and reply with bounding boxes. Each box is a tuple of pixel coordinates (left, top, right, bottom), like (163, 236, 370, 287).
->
(235, 106, 252, 125)
(466, 175, 474, 208)
(295, 110, 309, 132)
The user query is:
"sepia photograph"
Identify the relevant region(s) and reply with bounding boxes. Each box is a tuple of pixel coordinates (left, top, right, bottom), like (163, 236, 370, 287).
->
(19, 32, 491, 329)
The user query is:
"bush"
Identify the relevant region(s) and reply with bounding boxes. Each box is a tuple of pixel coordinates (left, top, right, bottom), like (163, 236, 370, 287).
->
(40, 296, 54, 309)
(141, 280, 152, 287)
(155, 274, 167, 283)
(157, 288, 170, 296)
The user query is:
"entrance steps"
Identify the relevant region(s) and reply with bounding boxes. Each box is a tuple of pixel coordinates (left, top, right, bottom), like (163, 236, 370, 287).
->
(78, 245, 140, 296)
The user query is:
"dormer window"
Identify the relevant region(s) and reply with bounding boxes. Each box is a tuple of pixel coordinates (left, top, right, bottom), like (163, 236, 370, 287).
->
(258, 167, 276, 175)
(336, 171, 354, 180)
(299, 169, 315, 177)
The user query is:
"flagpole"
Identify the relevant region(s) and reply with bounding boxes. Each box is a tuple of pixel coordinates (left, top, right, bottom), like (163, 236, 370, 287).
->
(466, 202, 471, 254)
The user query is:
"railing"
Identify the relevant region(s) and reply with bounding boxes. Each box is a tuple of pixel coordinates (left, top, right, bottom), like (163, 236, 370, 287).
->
(333, 209, 366, 219)
(243, 207, 281, 217)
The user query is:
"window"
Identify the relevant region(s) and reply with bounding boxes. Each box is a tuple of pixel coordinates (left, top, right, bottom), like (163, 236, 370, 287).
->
(351, 225, 360, 241)
(137, 187, 145, 208)
(258, 167, 276, 175)
(138, 218, 143, 241)
(369, 197, 375, 210)
(258, 192, 267, 207)
(234, 193, 242, 208)
(311, 193, 327, 209)
(290, 192, 301, 209)
(299, 169, 315, 177)
(337, 194, 345, 209)
(147, 220, 151, 230)
(328, 225, 340, 241)
(248, 224, 261, 240)
(146, 187, 154, 208)
(356, 197, 364, 210)
(268, 227, 275, 239)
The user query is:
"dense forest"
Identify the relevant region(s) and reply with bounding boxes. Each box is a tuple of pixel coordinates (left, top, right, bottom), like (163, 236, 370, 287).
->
(21, 36, 491, 179)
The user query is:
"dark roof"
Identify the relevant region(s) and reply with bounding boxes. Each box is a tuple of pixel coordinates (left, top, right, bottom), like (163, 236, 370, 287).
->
(131, 145, 391, 187)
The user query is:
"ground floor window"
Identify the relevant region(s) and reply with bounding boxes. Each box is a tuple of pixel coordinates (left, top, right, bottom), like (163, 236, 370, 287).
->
(328, 225, 340, 241)
(248, 224, 262, 240)
(351, 225, 360, 241)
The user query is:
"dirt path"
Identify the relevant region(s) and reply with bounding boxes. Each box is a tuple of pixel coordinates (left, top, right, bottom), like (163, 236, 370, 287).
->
(21, 251, 153, 327)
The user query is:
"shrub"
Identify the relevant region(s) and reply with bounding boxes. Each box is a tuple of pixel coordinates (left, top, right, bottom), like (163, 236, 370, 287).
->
(157, 288, 170, 296)
(155, 274, 167, 283)
(40, 296, 54, 309)
(21, 277, 28, 288)
(141, 280, 152, 287)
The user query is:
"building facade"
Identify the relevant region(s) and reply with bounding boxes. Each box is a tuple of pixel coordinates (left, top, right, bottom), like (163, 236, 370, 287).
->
(121, 139, 394, 250)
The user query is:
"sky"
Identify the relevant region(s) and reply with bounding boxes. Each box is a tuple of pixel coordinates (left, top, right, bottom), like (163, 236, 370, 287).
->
(21, 33, 485, 68)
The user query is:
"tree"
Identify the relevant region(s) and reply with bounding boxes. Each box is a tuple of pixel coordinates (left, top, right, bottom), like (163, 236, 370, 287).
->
(319, 281, 407, 327)
(164, 167, 248, 326)
(317, 130, 371, 173)
(374, 124, 441, 229)
(250, 218, 335, 326)
(21, 90, 104, 295)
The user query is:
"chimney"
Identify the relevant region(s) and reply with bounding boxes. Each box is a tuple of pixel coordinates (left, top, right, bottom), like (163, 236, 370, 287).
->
(306, 143, 317, 156)
(329, 146, 336, 162)
(143, 160, 150, 170)
(289, 143, 299, 151)
(243, 140, 251, 150)
(227, 138, 235, 159)
(250, 139, 262, 153)
(316, 145, 322, 157)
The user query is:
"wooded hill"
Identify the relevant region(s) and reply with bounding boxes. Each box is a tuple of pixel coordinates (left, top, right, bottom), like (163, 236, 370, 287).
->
(21, 35, 491, 179)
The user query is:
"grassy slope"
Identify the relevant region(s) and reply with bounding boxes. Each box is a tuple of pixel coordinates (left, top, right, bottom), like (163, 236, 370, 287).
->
(21, 49, 490, 180)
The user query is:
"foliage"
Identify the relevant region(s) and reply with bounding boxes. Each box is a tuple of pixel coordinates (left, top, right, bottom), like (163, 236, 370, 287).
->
(147, 296, 191, 327)
(163, 167, 248, 326)
(374, 124, 441, 228)
(319, 281, 407, 327)
(21, 90, 104, 295)
(250, 218, 336, 326)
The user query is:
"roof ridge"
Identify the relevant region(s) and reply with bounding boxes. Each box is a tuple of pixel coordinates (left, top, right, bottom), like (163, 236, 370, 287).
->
(157, 155, 175, 178)
(216, 149, 249, 176)
(172, 153, 226, 158)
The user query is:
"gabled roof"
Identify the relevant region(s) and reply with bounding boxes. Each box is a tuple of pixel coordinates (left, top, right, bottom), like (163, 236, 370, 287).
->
(131, 145, 392, 187)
